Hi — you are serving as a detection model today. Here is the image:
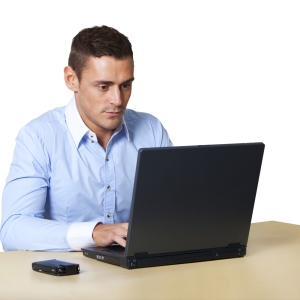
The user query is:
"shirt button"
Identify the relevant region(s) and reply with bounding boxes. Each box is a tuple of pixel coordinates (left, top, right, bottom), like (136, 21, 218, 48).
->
(91, 141, 94, 143)
(107, 213, 111, 218)
(107, 185, 111, 190)
(106, 157, 109, 161)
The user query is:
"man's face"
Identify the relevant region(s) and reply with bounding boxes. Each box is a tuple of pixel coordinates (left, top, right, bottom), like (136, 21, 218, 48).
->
(73, 56, 134, 137)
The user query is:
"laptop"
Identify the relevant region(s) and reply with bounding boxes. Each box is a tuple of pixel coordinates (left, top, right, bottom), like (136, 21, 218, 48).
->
(82, 142, 265, 269)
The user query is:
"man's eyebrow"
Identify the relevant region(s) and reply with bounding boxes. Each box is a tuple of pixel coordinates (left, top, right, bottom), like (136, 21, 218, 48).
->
(122, 77, 135, 84)
(92, 78, 135, 85)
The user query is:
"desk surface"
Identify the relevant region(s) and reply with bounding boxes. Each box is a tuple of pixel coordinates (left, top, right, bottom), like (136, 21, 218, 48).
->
(1, 221, 300, 300)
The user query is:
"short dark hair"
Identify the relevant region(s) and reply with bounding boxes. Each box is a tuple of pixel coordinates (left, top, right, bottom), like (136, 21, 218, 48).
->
(68, 25, 133, 81)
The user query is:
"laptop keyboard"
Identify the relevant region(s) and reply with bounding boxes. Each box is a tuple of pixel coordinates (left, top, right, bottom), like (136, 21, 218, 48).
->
(102, 245, 125, 254)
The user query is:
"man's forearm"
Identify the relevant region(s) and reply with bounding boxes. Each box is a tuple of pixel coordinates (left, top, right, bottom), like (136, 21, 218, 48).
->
(1, 215, 72, 251)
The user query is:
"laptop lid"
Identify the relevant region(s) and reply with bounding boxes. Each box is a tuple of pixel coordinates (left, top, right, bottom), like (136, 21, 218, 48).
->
(124, 142, 264, 257)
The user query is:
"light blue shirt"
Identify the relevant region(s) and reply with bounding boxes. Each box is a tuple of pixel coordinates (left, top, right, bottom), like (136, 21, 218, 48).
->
(1, 98, 172, 251)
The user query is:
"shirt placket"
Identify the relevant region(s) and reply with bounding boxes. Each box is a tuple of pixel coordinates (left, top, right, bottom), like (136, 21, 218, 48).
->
(103, 153, 115, 224)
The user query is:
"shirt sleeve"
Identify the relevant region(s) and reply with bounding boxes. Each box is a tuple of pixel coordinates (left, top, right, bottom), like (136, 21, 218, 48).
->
(160, 124, 173, 147)
(66, 222, 98, 251)
(1, 125, 71, 251)
(152, 117, 173, 147)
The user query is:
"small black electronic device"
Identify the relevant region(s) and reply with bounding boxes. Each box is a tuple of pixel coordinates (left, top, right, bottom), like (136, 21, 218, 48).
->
(32, 259, 80, 276)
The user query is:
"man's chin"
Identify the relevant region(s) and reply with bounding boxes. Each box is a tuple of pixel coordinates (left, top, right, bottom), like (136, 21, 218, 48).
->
(101, 119, 123, 131)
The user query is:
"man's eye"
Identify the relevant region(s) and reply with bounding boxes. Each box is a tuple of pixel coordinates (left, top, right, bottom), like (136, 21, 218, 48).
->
(99, 85, 108, 90)
(121, 84, 131, 89)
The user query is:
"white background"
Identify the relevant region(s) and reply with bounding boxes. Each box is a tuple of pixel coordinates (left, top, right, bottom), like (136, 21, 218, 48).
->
(0, 1, 299, 251)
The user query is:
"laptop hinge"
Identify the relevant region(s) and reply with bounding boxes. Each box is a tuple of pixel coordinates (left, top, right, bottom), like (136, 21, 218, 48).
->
(228, 243, 241, 248)
(134, 252, 148, 258)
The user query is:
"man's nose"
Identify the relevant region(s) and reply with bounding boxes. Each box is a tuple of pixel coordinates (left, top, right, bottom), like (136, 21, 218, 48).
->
(109, 87, 122, 106)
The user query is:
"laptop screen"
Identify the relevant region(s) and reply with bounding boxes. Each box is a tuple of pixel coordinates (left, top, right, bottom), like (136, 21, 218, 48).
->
(125, 143, 264, 257)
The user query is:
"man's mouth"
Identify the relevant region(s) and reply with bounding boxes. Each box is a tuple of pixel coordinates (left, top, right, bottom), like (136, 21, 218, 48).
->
(106, 111, 121, 116)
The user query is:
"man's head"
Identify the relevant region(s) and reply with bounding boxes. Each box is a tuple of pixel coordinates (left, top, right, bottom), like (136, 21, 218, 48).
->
(68, 25, 133, 82)
(64, 26, 134, 147)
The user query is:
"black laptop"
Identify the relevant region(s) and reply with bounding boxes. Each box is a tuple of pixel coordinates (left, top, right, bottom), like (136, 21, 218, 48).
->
(82, 142, 265, 269)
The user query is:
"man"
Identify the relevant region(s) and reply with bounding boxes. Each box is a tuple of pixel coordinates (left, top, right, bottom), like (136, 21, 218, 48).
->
(0, 26, 172, 251)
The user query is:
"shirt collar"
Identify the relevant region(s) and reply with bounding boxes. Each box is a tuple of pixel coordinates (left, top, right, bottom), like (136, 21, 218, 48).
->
(65, 96, 130, 148)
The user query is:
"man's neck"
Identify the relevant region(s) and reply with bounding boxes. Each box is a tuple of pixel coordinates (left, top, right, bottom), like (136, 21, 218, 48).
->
(96, 130, 114, 150)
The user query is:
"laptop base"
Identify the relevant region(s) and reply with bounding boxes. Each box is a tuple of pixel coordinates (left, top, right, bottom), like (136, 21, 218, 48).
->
(82, 245, 246, 269)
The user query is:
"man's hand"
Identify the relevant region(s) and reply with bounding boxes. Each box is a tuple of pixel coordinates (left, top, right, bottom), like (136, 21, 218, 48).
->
(92, 222, 128, 247)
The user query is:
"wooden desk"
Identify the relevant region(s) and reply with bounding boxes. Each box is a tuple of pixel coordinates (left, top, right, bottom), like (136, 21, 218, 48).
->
(0, 221, 299, 300)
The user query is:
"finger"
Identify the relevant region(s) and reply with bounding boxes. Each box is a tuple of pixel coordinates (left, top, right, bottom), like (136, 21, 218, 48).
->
(113, 226, 128, 239)
(113, 234, 126, 248)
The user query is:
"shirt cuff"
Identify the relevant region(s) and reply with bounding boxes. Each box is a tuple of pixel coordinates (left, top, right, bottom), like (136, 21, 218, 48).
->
(66, 222, 99, 251)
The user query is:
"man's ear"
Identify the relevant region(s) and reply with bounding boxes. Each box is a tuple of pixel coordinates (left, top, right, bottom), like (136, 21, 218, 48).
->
(64, 66, 79, 92)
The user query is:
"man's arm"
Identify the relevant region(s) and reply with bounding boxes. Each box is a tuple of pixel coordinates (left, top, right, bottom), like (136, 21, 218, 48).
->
(0, 126, 74, 251)
(0, 125, 130, 251)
